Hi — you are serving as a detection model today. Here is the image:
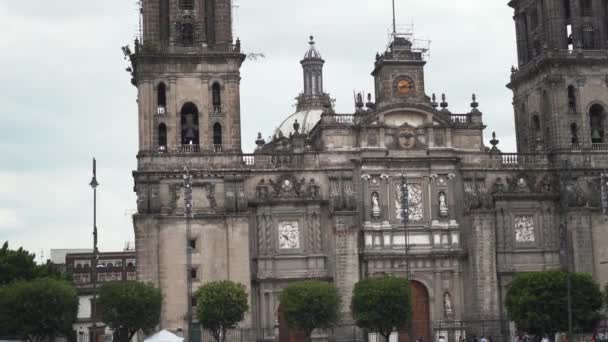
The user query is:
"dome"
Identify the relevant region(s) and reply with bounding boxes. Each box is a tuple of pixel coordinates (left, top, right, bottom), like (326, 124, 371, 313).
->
(274, 109, 324, 138)
(303, 36, 322, 60)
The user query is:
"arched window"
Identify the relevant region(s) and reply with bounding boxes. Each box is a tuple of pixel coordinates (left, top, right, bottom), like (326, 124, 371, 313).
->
(570, 123, 579, 144)
(532, 114, 541, 133)
(158, 123, 167, 148)
(179, 0, 194, 10)
(213, 123, 222, 152)
(212, 83, 222, 113)
(181, 103, 200, 146)
(180, 21, 194, 46)
(567, 85, 577, 113)
(590, 104, 606, 143)
(157, 83, 167, 114)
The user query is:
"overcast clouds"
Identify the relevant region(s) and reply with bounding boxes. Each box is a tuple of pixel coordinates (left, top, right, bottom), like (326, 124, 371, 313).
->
(0, 0, 517, 260)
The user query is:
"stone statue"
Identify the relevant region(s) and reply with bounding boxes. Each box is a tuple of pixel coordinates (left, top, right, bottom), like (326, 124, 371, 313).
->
(371, 192, 381, 219)
(439, 192, 448, 217)
(443, 292, 454, 318)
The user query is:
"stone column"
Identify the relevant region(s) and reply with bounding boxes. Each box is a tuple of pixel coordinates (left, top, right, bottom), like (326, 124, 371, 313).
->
(362, 174, 371, 223)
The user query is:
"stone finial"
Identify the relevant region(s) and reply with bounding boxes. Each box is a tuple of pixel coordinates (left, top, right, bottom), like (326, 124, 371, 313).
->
(440, 93, 449, 109)
(255, 132, 266, 147)
(355, 92, 364, 110)
(366, 93, 375, 110)
(309, 35, 315, 45)
(293, 119, 300, 134)
(431, 93, 439, 109)
(471, 93, 479, 110)
(490, 131, 500, 152)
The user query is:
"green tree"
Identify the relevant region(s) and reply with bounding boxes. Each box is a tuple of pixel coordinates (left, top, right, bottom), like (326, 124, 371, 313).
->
(0, 278, 78, 342)
(279, 281, 341, 342)
(0, 241, 37, 284)
(97, 281, 162, 342)
(351, 276, 412, 342)
(195, 280, 249, 342)
(506, 271, 602, 337)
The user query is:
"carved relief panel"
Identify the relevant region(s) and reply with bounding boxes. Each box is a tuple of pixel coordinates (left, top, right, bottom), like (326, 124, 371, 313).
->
(514, 216, 535, 243)
(394, 182, 424, 223)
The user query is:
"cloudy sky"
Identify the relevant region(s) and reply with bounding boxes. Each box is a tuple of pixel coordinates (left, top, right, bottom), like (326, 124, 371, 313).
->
(0, 0, 517, 260)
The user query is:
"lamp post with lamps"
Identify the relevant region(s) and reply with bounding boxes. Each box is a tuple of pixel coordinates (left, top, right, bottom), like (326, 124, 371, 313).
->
(89, 158, 100, 342)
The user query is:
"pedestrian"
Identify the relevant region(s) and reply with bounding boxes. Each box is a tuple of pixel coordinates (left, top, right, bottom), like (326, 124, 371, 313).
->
(542, 334, 550, 342)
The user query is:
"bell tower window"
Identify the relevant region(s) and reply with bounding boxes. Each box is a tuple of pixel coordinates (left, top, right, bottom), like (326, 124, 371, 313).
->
(564, 0, 572, 19)
(570, 123, 579, 144)
(581, 0, 593, 16)
(582, 23, 595, 49)
(590, 104, 606, 143)
(179, 0, 194, 10)
(212, 83, 222, 113)
(567, 85, 577, 113)
(213, 123, 222, 152)
(180, 103, 200, 147)
(179, 20, 195, 46)
(159, 0, 170, 46)
(157, 83, 167, 114)
(158, 123, 167, 148)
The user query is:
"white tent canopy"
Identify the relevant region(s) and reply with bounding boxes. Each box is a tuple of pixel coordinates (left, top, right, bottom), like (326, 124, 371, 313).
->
(144, 330, 184, 342)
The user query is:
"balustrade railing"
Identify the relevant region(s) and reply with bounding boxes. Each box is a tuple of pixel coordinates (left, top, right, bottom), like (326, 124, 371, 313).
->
(592, 143, 608, 151)
(321, 114, 359, 125)
(450, 114, 470, 125)
(179, 144, 200, 153)
(212, 105, 222, 114)
(212, 144, 223, 153)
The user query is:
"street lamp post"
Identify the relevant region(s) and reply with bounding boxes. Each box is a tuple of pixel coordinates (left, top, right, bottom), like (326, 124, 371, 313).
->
(184, 172, 193, 342)
(400, 174, 413, 342)
(559, 161, 573, 338)
(89, 158, 100, 342)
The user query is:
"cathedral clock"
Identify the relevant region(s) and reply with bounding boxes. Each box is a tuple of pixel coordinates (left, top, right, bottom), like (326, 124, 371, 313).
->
(394, 76, 415, 96)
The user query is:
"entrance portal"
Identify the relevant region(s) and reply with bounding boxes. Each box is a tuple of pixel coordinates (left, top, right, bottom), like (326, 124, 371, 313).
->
(399, 281, 431, 342)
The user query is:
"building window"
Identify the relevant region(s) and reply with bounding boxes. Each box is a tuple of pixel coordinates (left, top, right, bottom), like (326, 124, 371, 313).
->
(157, 83, 167, 114)
(180, 21, 194, 46)
(190, 268, 198, 281)
(158, 124, 167, 148)
(213, 123, 222, 151)
(179, 0, 194, 10)
(568, 85, 577, 113)
(581, 0, 593, 16)
(564, 0, 572, 19)
(590, 104, 606, 143)
(582, 23, 595, 49)
(192, 296, 198, 307)
(532, 115, 541, 133)
(212, 83, 222, 113)
(530, 8, 539, 29)
(159, 0, 170, 46)
(181, 102, 200, 146)
(571, 123, 579, 144)
(189, 238, 197, 250)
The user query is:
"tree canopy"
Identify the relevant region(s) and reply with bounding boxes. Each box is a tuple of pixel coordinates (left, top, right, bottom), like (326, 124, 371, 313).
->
(0, 278, 78, 342)
(195, 280, 249, 342)
(97, 281, 162, 341)
(506, 271, 602, 336)
(279, 281, 341, 341)
(0, 241, 37, 284)
(351, 276, 412, 342)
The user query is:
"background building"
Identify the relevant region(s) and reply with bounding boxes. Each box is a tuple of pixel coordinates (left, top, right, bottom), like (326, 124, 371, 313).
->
(66, 250, 137, 342)
(129, 1, 608, 341)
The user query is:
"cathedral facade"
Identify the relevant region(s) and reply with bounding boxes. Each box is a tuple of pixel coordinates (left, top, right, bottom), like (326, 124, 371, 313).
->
(131, 1, 608, 341)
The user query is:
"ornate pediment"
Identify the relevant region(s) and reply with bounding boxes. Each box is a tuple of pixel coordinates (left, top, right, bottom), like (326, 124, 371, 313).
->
(256, 175, 320, 201)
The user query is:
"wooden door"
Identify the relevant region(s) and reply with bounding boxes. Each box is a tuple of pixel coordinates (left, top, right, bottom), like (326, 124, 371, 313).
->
(278, 305, 306, 342)
(400, 281, 431, 342)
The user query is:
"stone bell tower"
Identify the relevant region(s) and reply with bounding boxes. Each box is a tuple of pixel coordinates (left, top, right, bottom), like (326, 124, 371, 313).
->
(131, 0, 251, 337)
(508, 0, 608, 153)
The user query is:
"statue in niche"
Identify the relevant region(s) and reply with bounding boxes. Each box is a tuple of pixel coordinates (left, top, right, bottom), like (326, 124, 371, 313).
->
(439, 192, 449, 217)
(371, 192, 381, 219)
(443, 292, 454, 318)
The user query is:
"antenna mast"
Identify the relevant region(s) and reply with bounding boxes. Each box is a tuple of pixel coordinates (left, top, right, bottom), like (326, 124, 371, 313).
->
(392, 0, 397, 34)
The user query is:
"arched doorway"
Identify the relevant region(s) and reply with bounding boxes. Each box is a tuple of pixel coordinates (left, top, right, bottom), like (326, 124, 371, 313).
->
(399, 281, 431, 342)
(278, 305, 306, 342)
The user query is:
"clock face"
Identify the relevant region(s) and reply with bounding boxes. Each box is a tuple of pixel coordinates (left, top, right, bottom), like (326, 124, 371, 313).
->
(397, 79, 414, 95)
(278, 222, 300, 250)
